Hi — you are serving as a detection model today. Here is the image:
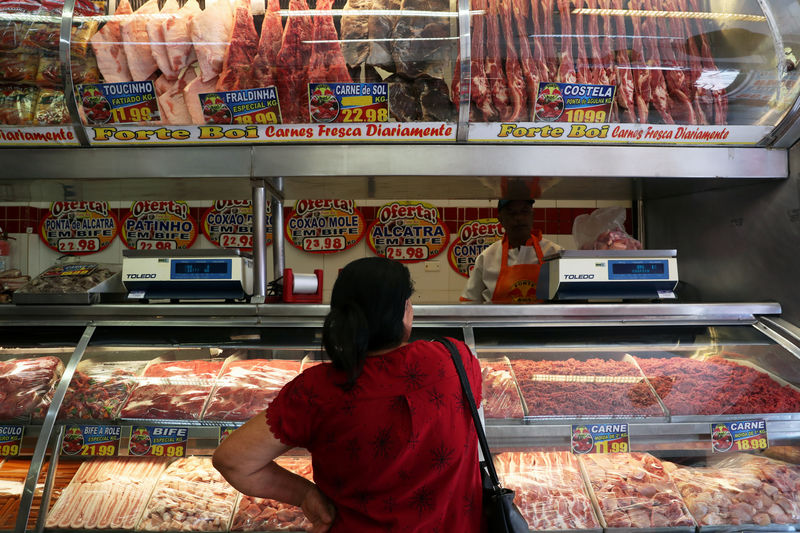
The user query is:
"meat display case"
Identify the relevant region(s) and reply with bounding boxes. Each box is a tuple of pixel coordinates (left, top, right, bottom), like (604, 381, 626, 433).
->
(2, 302, 800, 532)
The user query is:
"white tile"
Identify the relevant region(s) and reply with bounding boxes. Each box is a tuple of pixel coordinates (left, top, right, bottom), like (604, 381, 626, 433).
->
(596, 200, 632, 208)
(533, 199, 557, 208)
(556, 200, 597, 208)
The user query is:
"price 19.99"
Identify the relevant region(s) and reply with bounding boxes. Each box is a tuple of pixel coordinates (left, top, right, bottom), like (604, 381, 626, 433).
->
(386, 246, 428, 261)
(303, 237, 345, 252)
(58, 238, 99, 252)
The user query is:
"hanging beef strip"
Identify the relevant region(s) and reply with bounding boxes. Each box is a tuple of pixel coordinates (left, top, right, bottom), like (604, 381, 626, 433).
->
(675, 0, 709, 124)
(529, 0, 550, 86)
(309, 0, 353, 83)
(640, 0, 674, 123)
(573, 0, 591, 84)
(392, 0, 451, 78)
(469, 0, 498, 120)
(541, 0, 558, 81)
(652, 0, 695, 123)
(609, 0, 634, 122)
(341, 0, 373, 70)
(217, 0, 260, 91)
(586, 0, 610, 86)
(250, 0, 282, 88)
(485, 0, 513, 119)
(627, 0, 651, 123)
(687, 0, 727, 124)
(511, 0, 539, 118)
(368, 0, 400, 72)
(556, 0, 576, 83)
(276, 0, 313, 123)
(498, 0, 527, 119)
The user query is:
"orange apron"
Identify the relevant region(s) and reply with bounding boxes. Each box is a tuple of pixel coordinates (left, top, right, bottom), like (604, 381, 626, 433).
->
(492, 231, 545, 304)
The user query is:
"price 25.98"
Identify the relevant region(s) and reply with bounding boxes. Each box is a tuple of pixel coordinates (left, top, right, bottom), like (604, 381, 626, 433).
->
(385, 246, 428, 261)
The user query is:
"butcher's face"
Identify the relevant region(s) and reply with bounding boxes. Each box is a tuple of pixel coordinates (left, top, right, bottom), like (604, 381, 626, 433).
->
(499, 201, 534, 247)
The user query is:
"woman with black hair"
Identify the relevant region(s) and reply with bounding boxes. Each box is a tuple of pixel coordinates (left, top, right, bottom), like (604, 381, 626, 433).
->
(213, 257, 484, 533)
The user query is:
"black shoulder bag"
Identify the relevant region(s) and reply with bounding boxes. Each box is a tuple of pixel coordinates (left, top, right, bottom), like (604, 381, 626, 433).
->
(435, 337, 529, 533)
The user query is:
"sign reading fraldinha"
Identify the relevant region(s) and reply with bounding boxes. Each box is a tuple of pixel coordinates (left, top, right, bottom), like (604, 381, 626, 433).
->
(286, 200, 366, 254)
(448, 219, 504, 277)
(84, 123, 455, 144)
(201, 200, 272, 251)
(367, 201, 449, 263)
(39, 201, 119, 255)
(469, 123, 773, 145)
(120, 201, 198, 251)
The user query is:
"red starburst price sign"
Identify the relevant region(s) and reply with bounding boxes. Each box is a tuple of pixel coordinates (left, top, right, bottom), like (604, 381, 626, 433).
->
(202, 200, 271, 252)
(39, 201, 118, 256)
(286, 200, 365, 255)
(367, 201, 449, 264)
(571, 424, 629, 454)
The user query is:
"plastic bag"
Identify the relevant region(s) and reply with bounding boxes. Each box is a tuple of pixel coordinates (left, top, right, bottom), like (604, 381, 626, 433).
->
(572, 206, 642, 250)
(0, 356, 63, 420)
(479, 358, 524, 419)
(494, 451, 600, 530)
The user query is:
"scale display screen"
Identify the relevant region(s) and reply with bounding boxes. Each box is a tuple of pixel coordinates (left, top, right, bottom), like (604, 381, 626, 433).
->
(608, 260, 669, 280)
(171, 259, 232, 279)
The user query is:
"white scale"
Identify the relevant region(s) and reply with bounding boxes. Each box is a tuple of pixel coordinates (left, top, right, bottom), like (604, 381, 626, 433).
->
(536, 250, 679, 301)
(122, 249, 253, 301)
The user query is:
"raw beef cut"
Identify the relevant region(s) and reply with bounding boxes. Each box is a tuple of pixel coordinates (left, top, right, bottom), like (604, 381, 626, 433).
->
(392, 0, 450, 79)
(217, 0, 260, 91)
(184, 74, 219, 124)
(0, 356, 63, 420)
(0, 458, 79, 530)
(511, 0, 539, 117)
(498, 0, 526, 120)
(119, 359, 224, 419)
(573, 0, 591, 84)
(580, 453, 695, 528)
(415, 75, 455, 121)
(276, 0, 313, 123)
(309, 0, 353, 83)
(639, 0, 673, 123)
(556, 0, 576, 83)
(191, 0, 234, 82)
(540, 0, 557, 81)
(494, 451, 600, 530)
(45, 458, 167, 530)
(340, 0, 372, 69)
(146, 0, 179, 80)
(230, 457, 313, 531)
(159, 67, 197, 124)
(249, 0, 282, 88)
(163, 0, 201, 74)
(119, 0, 160, 81)
(666, 454, 800, 527)
(480, 358, 524, 418)
(203, 359, 300, 421)
(387, 74, 421, 121)
(89, 0, 133, 83)
(154, 73, 172, 95)
(470, 0, 497, 120)
(485, 0, 511, 119)
(652, 0, 694, 124)
(610, 0, 635, 122)
(511, 357, 664, 417)
(634, 355, 800, 415)
(138, 456, 238, 531)
(627, 0, 651, 123)
(367, 0, 400, 72)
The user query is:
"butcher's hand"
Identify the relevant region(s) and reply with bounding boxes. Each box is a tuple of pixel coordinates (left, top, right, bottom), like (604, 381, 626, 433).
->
(302, 485, 336, 533)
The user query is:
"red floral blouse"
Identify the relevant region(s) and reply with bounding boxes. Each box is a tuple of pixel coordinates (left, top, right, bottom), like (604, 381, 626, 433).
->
(266, 338, 484, 532)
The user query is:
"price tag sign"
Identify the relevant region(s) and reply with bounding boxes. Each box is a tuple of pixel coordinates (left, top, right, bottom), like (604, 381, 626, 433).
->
(571, 424, 630, 455)
(0, 425, 24, 456)
(286, 200, 366, 255)
(202, 200, 272, 251)
(129, 426, 188, 458)
(448, 219, 504, 277)
(39, 201, 119, 256)
(77, 81, 160, 124)
(61, 424, 120, 457)
(367, 201, 450, 264)
(218, 426, 236, 445)
(198, 87, 281, 125)
(534, 82, 615, 123)
(120, 201, 198, 251)
(309, 83, 389, 123)
(711, 420, 768, 453)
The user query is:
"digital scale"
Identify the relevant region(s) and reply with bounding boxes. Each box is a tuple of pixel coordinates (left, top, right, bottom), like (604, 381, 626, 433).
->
(122, 249, 253, 301)
(536, 250, 679, 301)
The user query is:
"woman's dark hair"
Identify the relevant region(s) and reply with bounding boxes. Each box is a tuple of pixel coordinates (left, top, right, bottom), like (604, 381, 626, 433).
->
(323, 257, 414, 389)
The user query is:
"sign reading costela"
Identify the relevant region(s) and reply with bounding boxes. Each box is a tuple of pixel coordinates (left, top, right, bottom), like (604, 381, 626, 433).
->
(286, 200, 366, 254)
(39, 201, 119, 255)
(121, 201, 198, 251)
(448, 219, 504, 277)
(368, 202, 449, 263)
(201, 200, 272, 251)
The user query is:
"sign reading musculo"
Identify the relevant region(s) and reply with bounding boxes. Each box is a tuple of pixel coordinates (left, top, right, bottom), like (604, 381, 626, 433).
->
(367, 201, 449, 263)
(285, 200, 366, 254)
(39, 201, 119, 255)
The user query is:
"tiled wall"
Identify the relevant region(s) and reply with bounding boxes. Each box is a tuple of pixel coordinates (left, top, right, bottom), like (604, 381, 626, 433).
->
(0, 198, 632, 304)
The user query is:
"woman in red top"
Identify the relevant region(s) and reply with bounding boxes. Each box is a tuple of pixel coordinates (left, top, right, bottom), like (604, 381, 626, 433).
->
(213, 257, 484, 533)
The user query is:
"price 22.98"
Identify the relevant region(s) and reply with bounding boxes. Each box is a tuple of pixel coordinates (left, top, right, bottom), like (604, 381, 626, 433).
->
(58, 238, 99, 252)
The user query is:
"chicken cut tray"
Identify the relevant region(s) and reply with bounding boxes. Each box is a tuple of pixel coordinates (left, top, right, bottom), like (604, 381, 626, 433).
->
(507, 353, 669, 423)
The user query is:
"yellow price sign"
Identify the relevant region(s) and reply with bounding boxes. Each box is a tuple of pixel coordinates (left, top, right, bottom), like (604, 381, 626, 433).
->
(79, 443, 117, 456)
(0, 425, 24, 456)
(0, 443, 20, 456)
(150, 444, 185, 457)
(711, 420, 768, 453)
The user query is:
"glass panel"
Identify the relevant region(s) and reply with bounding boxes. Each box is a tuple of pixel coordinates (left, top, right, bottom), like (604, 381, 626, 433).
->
(466, 0, 800, 127)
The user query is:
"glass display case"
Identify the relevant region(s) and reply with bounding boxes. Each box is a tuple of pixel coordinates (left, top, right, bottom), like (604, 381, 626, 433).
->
(1, 303, 799, 532)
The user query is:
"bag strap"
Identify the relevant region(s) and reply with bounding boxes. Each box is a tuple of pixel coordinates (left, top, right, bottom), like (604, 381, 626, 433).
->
(435, 337, 502, 488)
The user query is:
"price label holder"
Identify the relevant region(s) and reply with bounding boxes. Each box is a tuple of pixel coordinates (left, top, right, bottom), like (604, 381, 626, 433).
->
(218, 426, 237, 445)
(571, 423, 630, 455)
(0, 425, 24, 456)
(711, 419, 768, 453)
(199, 87, 281, 125)
(61, 424, 120, 457)
(77, 81, 160, 124)
(309, 83, 389, 123)
(128, 426, 188, 458)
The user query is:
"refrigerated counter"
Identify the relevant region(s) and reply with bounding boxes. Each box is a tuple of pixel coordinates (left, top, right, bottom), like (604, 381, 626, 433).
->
(2, 301, 800, 532)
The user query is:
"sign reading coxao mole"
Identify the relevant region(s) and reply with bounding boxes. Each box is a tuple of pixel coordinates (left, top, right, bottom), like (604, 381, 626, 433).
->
(448, 218, 504, 277)
(368, 201, 449, 263)
(201, 200, 273, 251)
(285, 200, 366, 254)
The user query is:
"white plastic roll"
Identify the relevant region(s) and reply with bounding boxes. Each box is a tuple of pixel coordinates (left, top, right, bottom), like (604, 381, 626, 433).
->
(292, 273, 319, 294)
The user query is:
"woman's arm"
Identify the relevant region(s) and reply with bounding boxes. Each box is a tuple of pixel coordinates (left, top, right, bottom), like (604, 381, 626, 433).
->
(212, 411, 335, 532)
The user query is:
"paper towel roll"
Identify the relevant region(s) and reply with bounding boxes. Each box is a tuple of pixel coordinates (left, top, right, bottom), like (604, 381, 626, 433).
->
(292, 273, 319, 294)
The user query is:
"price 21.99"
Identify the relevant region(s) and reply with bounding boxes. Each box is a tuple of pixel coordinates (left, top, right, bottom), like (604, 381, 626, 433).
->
(58, 238, 99, 252)
(80, 443, 116, 456)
